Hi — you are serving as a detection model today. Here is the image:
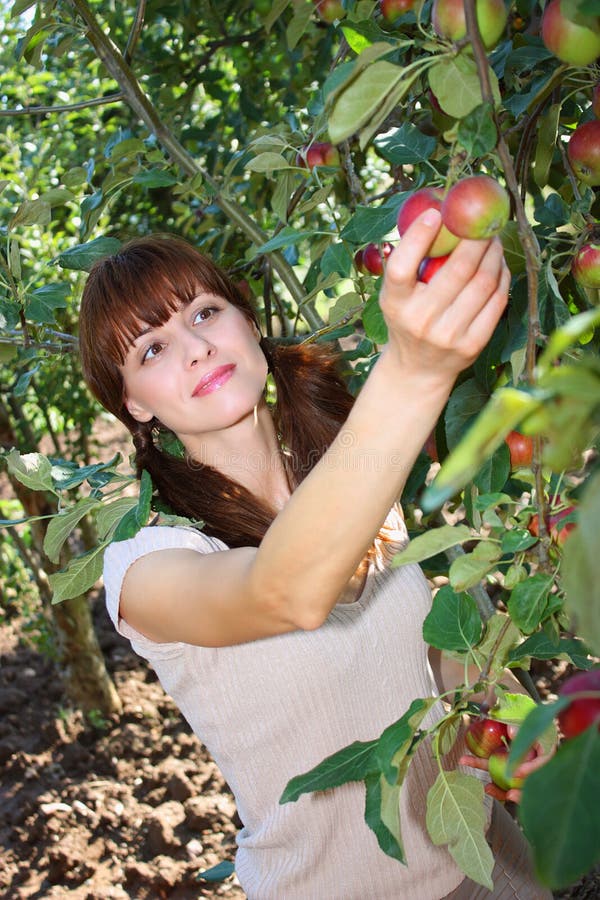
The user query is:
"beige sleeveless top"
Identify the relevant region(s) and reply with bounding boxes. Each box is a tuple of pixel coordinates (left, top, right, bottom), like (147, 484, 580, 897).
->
(103, 506, 481, 899)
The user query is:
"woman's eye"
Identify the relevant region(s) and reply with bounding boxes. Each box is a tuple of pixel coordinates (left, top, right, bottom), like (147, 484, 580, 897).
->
(193, 306, 218, 325)
(142, 342, 163, 363)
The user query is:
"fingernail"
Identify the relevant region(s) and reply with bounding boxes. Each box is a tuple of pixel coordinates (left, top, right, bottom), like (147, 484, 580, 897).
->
(422, 209, 442, 226)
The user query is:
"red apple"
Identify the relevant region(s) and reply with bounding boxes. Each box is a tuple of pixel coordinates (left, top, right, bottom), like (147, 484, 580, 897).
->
(423, 429, 439, 461)
(418, 254, 451, 283)
(505, 430, 533, 468)
(549, 506, 576, 546)
(567, 121, 600, 187)
(362, 242, 393, 276)
(354, 248, 367, 274)
(297, 141, 341, 170)
(572, 242, 600, 289)
(432, 0, 509, 50)
(488, 746, 536, 792)
(380, 0, 415, 23)
(441, 175, 510, 240)
(541, 0, 600, 67)
(593, 83, 600, 119)
(397, 187, 459, 258)
(558, 669, 600, 740)
(465, 718, 509, 759)
(314, 0, 346, 23)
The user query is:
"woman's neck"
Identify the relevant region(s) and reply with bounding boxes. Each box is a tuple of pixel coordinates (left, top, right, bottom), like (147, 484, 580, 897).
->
(184, 399, 292, 510)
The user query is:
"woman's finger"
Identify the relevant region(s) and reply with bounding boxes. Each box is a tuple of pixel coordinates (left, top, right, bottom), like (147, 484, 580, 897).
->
(383, 209, 444, 293)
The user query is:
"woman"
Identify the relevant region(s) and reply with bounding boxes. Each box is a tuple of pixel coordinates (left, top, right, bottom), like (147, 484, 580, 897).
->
(79, 212, 549, 899)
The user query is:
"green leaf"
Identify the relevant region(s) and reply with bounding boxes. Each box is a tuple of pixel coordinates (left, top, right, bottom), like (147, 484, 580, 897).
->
(375, 122, 436, 166)
(426, 771, 494, 891)
(49, 454, 121, 491)
(536, 307, 600, 375)
(519, 728, 600, 889)
(328, 60, 409, 145)
(133, 168, 179, 188)
(505, 697, 565, 770)
(457, 103, 497, 156)
(392, 524, 471, 567)
(507, 574, 554, 635)
(340, 194, 406, 243)
(280, 739, 378, 804)
(246, 152, 291, 174)
(472, 441, 510, 495)
(449, 542, 501, 592)
(361, 294, 388, 344)
(196, 860, 235, 883)
(428, 52, 500, 119)
(25, 283, 70, 325)
(422, 585, 483, 652)
(423, 388, 542, 512)
(508, 634, 594, 671)
(375, 698, 435, 785)
(469, 613, 521, 678)
(6, 449, 56, 494)
(49, 542, 107, 603)
(57, 237, 122, 272)
(96, 497, 138, 540)
(320, 242, 352, 278)
(9, 198, 51, 229)
(43, 497, 101, 564)
(364, 772, 405, 864)
(562, 470, 600, 656)
(445, 378, 489, 451)
(500, 528, 537, 554)
(253, 227, 313, 255)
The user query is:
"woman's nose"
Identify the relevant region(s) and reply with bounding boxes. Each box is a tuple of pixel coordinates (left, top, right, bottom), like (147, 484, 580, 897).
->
(183, 332, 215, 367)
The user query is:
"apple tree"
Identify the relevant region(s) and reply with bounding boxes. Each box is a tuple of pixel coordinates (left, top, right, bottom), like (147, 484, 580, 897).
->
(1, 0, 599, 892)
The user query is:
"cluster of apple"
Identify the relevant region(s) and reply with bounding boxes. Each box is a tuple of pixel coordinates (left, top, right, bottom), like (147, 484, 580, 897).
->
(354, 242, 393, 276)
(398, 175, 510, 281)
(568, 91, 600, 290)
(465, 671, 600, 791)
(465, 717, 533, 792)
(528, 500, 577, 548)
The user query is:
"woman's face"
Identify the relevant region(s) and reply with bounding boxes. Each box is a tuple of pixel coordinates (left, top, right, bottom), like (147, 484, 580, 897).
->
(121, 292, 268, 447)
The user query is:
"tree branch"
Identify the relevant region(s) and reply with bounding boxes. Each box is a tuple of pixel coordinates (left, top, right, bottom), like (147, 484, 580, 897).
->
(67, 0, 323, 331)
(0, 92, 124, 117)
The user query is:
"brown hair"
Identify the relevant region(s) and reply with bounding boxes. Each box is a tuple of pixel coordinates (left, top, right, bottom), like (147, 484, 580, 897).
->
(79, 234, 356, 547)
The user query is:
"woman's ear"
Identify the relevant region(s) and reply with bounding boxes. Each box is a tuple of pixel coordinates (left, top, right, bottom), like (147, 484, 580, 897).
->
(124, 397, 154, 423)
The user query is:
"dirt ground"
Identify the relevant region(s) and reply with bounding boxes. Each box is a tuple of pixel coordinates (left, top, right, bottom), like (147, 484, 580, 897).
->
(1, 596, 599, 900)
(0, 596, 245, 900)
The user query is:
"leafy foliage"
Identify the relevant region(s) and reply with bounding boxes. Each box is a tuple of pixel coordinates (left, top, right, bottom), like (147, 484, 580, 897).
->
(1, 0, 600, 892)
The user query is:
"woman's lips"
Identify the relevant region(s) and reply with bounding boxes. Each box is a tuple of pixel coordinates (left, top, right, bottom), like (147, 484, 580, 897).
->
(192, 364, 236, 397)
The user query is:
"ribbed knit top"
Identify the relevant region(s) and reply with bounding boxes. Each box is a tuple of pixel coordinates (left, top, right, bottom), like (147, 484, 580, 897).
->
(103, 507, 477, 899)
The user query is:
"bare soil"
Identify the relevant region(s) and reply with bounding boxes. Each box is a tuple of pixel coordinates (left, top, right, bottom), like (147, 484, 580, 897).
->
(0, 596, 245, 900)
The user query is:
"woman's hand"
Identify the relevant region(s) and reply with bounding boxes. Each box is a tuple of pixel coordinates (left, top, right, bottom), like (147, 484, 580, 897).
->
(459, 725, 555, 804)
(379, 208, 510, 386)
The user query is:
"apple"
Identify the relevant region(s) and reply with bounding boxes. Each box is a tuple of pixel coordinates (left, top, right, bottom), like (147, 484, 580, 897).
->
(549, 506, 576, 546)
(314, 0, 346, 23)
(380, 0, 415, 23)
(593, 83, 600, 119)
(418, 254, 451, 283)
(441, 175, 510, 240)
(465, 718, 509, 759)
(505, 430, 533, 468)
(397, 187, 460, 258)
(297, 141, 341, 170)
(541, 0, 600, 67)
(488, 746, 536, 792)
(558, 669, 600, 740)
(572, 242, 600, 289)
(567, 121, 600, 187)
(432, 0, 509, 50)
(354, 248, 367, 274)
(362, 242, 393, 276)
(528, 504, 576, 546)
(423, 429, 439, 461)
